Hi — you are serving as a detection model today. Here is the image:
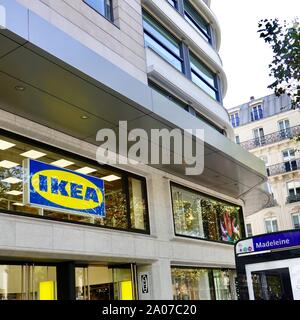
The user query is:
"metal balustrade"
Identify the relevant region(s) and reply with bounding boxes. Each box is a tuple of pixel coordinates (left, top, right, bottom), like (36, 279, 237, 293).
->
(286, 194, 300, 204)
(267, 158, 300, 176)
(239, 125, 300, 150)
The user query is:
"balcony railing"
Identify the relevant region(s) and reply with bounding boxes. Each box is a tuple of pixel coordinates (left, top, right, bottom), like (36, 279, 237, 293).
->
(240, 125, 300, 150)
(265, 198, 278, 208)
(267, 158, 300, 176)
(286, 194, 300, 204)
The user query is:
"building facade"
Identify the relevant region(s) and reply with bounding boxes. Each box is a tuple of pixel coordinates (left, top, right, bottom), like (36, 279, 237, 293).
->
(229, 94, 300, 237)
(0, 0, 268, 300)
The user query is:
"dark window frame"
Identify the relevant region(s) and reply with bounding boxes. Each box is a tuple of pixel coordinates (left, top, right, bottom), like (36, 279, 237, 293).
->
(83, 0, 114, 22)
(189, 51, 220, 101)
(0, 129, 150, 235)
(251, 104, 264, 121)
(143, 10, 184, 72)
(183, 0, 212, 43)
(230, 112, 240, 128)
(149, 80, 225, 134)
(166, 0, 212, 44)
(170, 181, 245, 245)
(171, 265, 237, 301)
(143, 10, 221, 102)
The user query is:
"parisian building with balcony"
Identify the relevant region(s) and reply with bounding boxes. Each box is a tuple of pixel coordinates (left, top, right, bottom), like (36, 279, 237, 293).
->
(0, 0, 268, 300)
(229, 94, 300, 237)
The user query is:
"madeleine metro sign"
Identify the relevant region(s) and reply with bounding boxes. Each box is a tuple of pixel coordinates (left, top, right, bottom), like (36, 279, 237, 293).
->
(235, 230, 300, 256)
(24, 159, 105, 216)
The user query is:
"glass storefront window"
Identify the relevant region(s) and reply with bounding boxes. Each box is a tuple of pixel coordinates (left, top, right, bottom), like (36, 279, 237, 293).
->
(0, 265, 57, 300)
(172, 267, 236, 300)
(75, 265, 134, 300)
(0, 132, 149, 233)
(171, 183, 244, 243)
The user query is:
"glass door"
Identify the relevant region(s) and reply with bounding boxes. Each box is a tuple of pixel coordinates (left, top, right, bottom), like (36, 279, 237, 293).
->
(0, 264, 57, 300)
(253, 127, 265, 146)
(75, 264, 137, 300)
(251, 268, 293, 300)
(278, 119, 291, 138)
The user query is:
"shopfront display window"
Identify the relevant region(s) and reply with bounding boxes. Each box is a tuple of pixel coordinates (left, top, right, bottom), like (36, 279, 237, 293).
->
(0, 265, 57, 300)
(75, 265, 134, 300)
(171, 183, 243, 243)
(0, 131, 149, 233)
(171, 267, 236, 300)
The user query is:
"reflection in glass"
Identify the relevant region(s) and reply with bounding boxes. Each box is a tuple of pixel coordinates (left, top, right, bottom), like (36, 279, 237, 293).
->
(75, 266, 133, 301)
(171, 184, 242, 243)
(0, 133, 149, 233)
(172, 267, 236, 300)
(0, 265, 56, 300)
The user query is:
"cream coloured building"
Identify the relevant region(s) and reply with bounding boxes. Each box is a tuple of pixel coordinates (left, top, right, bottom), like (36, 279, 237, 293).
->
(229, 94, 300, 237)
(0, 0, 269, 300)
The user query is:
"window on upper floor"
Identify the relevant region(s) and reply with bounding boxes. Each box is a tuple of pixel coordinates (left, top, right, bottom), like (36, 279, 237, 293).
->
(149, 80, 225, 134)
(287, 181, 300, 199)
(264, 217, 278, 233)
(194, 110, 225, 134)
(246, 223, 253, 237)
(278, 119, 291, 138)
(278, 119, 290, 132)
(282, 148, 296, 161)
(292, 213, 300, 229)
(282, 149, 298, 173)
(189, 52, 219, 101)
(166, 0, 213, 44)
(251, 105, 263, 121)
(143, 12, 183, 72)
(183, 0, 211, 43)
(253, 127, 265, 147)
(142, 12, 221, 102)
(148, 80, 189, 111)
(83, 0, 113, 21)
(287, 181, 300, 204)
(230, 112, 240, 127)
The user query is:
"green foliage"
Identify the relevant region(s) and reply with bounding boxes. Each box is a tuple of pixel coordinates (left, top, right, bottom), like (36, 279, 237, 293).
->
(258, 18, 300, 108)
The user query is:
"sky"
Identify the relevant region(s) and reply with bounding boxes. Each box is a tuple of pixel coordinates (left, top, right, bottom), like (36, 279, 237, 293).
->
(211, 0, 299, 109)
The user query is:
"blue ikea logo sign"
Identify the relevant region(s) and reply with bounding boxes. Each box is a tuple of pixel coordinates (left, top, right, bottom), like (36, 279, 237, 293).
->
(24, 159, 105, 216)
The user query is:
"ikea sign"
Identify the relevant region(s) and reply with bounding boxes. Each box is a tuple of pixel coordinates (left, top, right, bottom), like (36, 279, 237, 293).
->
(24, 159, 105, 216)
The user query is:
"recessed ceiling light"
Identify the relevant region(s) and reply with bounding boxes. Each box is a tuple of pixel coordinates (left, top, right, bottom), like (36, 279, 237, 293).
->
(75, 167, 97, 175)
(51, 159, 74, 168)
(0, 139, 16, 150)
(20, 150, 46, 159)
(13, 202, 25, 207)
(1, 177, 22, 184)
(101, 174, 121, 182)
(6, 190, 23, 196)
(15, 85, 26, 91)
(0, 160, 19, 169)
(81, 115, 89, 120)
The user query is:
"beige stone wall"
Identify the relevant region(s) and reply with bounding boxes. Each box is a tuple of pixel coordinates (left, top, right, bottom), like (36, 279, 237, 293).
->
(17, 0, 147, 83)
(234, 109, 300, 235)
(234, 109, 300, 143)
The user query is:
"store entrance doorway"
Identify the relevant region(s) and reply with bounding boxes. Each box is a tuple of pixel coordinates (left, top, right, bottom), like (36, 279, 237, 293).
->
(251, 268, 293, 300)
(75, 264, 137, 300)
(0, 264, 57, 300)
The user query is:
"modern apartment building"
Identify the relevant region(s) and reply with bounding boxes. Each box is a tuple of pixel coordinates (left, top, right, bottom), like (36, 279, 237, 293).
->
(229, 94, 300, 237)
(0, 0, 268, 300)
